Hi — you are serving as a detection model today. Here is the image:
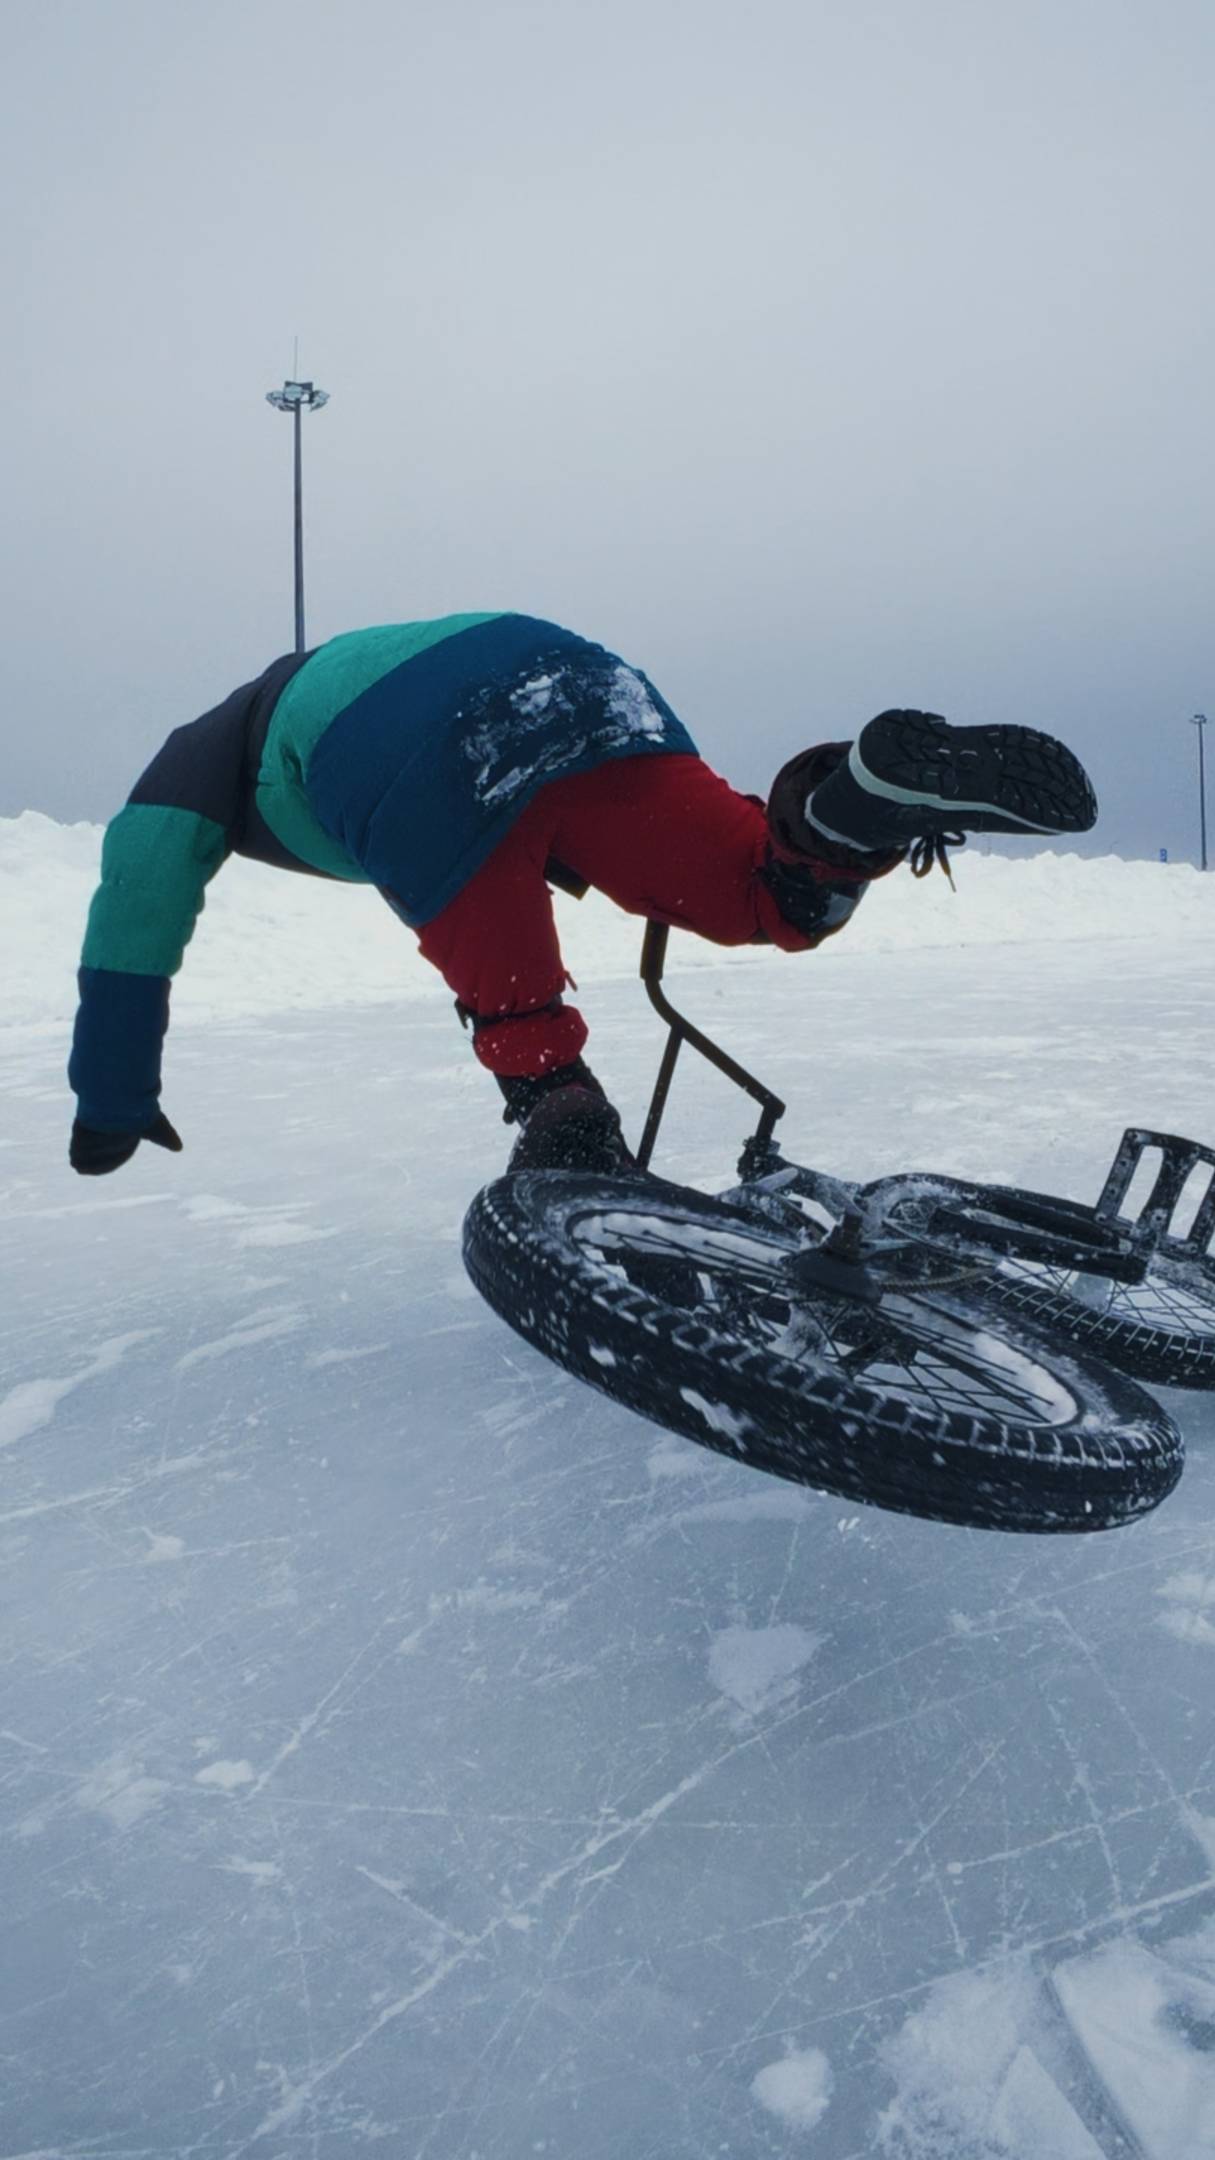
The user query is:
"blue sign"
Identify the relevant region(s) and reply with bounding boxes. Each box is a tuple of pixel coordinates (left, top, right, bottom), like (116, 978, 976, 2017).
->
(1159, 847, 1169, 862)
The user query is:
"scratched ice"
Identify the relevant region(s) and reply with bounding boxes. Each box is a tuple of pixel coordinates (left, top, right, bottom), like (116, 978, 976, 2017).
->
(4, 832, 1215, 2155)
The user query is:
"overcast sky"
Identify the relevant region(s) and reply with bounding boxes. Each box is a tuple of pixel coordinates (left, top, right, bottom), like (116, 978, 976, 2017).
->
(4, 0, 1213, 861)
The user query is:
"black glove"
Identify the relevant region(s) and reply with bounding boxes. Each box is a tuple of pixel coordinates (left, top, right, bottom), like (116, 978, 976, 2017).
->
(70, 1110, 184, 1176)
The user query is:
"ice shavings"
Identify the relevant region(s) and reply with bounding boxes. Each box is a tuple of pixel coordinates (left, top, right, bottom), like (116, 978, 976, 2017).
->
(877, 1958, 1100, 2158)
(1053, 1936, 1215, 2160)
(751, 2046, 834, 2130)
(878, 1924, 1215, 2159)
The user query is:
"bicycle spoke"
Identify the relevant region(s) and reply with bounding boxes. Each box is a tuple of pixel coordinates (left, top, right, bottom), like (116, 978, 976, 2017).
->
(570, 1206, 1077, 1428)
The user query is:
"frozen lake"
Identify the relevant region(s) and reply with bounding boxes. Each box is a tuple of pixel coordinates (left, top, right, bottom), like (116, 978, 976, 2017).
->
(4, 853, 1215, 2156)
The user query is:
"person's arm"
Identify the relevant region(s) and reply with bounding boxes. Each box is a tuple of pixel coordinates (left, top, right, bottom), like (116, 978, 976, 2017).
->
(68, 801, 227, 1170)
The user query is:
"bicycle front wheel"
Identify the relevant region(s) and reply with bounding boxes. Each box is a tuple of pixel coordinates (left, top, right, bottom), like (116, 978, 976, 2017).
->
(462, 1172, 1182, 1534)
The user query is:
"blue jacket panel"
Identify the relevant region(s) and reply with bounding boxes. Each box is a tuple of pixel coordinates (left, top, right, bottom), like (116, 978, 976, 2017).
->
(304, 615, 698, 923)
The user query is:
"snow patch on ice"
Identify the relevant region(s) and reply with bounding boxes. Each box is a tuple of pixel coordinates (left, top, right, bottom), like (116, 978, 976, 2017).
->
(678, 1487, 817, 1526)
(141, 1531, 186, 1564)
(76, 1756, 170, 1831)
(1054, 1935, 1215, 2160)
(1183, 1806, 1215, 1873)
(751, 2046, 834, 2129)
(0, 1331, 153, 1449)
(237, 1216, 332, 1249)
(877, 1958, 1102, 2158)
(878, 1932, 1215, 2160)
(445, 1581, 549, 1616)
(176, 1307, 304, 1371)
(182, 1193, 331, 1247)
(305, 1343, 389, 1369)
(195, 1759, 256, 1791)
(219, 1857, 282, 1883)
(707, 1623, 822, 1714)
(1157, 1571, 1215, 1647)
(646, 1435, 702, 1480)
(183, 1194, 251, 1222)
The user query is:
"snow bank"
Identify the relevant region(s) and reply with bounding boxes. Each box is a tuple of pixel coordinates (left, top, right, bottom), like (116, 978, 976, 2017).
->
(4, 808, 1212, 1031)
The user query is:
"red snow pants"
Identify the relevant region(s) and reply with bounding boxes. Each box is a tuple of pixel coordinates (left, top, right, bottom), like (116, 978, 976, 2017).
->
(416, 753, 824, 1078)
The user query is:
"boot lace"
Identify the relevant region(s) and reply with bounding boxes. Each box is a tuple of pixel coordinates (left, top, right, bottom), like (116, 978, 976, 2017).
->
(908, 832, 965, 887)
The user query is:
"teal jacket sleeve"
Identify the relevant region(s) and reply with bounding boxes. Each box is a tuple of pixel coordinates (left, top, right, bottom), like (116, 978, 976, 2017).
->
(69, 804, 228, 1129)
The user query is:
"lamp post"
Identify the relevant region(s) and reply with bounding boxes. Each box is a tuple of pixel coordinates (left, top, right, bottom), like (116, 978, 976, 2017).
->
(265, 377, 329, 652)
(1192, 713, 1209, 872)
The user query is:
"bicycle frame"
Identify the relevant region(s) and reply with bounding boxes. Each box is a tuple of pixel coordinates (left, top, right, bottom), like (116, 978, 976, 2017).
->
(636, 922, 786, 1175)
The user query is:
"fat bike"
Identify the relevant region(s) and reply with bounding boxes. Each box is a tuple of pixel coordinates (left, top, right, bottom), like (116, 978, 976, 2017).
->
(463, 927, 1209, 1534)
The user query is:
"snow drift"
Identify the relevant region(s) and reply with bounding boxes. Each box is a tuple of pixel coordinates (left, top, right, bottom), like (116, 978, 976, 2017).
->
(5, 808, 1213, 1032)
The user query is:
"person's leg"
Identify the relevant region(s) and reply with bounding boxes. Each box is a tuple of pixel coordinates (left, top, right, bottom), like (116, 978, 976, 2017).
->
(541, 754, 773, 943)
(415, 794, 635, 1171)
(415, 749, 774, 1077)
(417, 740, 881, 1074)
(413, 791, 589, 1080)
(539, 752, 885, 952)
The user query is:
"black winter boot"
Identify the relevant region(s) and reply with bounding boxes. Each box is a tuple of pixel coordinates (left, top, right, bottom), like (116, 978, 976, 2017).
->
(497, 1061, 632, 1175)
(803, 710, 1098, 854)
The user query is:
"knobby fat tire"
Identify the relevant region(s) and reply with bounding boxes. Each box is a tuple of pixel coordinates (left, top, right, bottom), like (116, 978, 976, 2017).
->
(462, 1172, 1183, 1535)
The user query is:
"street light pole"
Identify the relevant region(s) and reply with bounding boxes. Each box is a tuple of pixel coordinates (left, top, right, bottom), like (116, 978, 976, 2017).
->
(1192, 714, 1209, 872)
(265, 376, 329, 652)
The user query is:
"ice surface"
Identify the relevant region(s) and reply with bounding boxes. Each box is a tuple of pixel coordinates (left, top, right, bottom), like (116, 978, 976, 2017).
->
(3, 826, 1215, 2152)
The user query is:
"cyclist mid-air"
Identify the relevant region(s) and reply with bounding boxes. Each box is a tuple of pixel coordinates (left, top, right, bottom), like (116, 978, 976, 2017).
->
(68, 612, 1097, 1176)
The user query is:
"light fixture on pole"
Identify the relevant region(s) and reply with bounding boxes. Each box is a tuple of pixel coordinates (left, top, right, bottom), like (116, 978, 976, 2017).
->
(1192, 713, 1209, 872)
(265, 376, 329, 652)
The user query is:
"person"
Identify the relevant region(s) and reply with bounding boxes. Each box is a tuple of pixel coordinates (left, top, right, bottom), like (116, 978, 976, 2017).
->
(67, 611, 1097, 1177)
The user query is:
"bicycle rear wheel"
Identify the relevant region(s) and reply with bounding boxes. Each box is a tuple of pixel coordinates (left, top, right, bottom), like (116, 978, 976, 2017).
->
(862, 1171, 1215, 1389)
(462, 1172, 1182, 1533)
